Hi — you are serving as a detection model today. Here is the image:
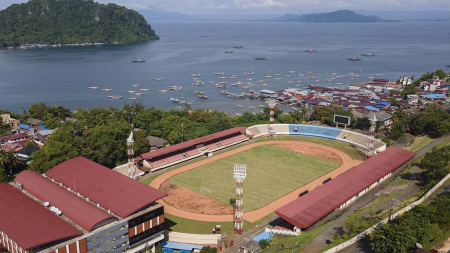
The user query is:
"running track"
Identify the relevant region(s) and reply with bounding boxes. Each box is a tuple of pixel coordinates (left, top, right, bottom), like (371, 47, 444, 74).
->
(149, 140, 362, 222)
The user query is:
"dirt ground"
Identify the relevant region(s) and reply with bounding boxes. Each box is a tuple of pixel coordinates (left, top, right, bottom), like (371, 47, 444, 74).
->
(160, 181, 233, 215)
(150, 140, 361, 222)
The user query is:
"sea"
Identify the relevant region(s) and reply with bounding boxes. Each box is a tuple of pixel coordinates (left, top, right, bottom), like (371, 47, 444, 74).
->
(0, 21, 449, 115)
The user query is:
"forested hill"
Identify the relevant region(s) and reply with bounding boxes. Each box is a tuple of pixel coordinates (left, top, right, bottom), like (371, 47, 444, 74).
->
(0, 0, 159, 48)
(276, 10, 395, 23)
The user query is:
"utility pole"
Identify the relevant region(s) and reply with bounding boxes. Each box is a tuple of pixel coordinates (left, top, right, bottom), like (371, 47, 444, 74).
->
(181, 123, 184, 143)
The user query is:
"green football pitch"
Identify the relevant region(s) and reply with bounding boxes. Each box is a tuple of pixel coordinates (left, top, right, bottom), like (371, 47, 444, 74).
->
(167, 144, 340, 212)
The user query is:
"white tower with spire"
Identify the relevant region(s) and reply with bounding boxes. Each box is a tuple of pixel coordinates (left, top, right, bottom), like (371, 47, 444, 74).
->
(127, 130, 138, 178)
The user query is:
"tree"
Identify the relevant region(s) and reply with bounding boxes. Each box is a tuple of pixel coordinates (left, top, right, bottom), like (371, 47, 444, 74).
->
(258, 239, 270, 249)
(155, 243, 164, 253)
(389, 124, 405, 140)
(401, 84, 417, 99)
(355, 117, 371, 130)
(344, 213, 367, 234)
(199, 246, 217, 253)
(29, 102, 48, 120)
(0, 150, 18, 182)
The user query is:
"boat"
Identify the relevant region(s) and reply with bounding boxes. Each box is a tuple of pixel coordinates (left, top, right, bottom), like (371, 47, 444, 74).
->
(255, 56, 267, 60)
(214, 72, 224, 76)
(129, 97, 138, 100)
(198, 95, 208, 99)
(249, 106, 255, 110)
(140, 88, 149, 91)
(158, 90, 168, 93)
(376, 74, 382, 76)
(348, 57, 361, 61)
(132, 57, 145, 63)
(358, 69, 364, 72)
(108, 95, 122, 99)
(244, 71, 254, 75)
(169, 86, 182, 91)
(234, 45, 243, 49)
(153, 77, 164, 81)
(236, 104, 243, 108)
(195, 91, 203, 95)
(362, 53, 376, 57)
(102, 88, 112, 91)
(224, 49, 234, 53)
(265, 75, 272, 78)
(190, 74, 201, 77)
(258, 105, 265, 108)
(126, 91, 136, 94)
(88, 86, 98, 89)
(134, 93, 144, 96)
(305, 48, 316, 52)
(131, 84, 140, 87)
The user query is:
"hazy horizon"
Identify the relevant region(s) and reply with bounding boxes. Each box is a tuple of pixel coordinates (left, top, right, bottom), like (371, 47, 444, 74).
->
(1, 0, 450, 15)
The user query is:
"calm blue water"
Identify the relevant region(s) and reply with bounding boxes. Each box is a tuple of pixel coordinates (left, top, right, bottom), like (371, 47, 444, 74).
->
(0, 21, 449, 114)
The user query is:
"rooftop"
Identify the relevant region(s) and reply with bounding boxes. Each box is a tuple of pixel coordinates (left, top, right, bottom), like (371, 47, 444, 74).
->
(276, 147, 415, 228)
(45, 157, 167, 218)
(0, 184, 83, 250)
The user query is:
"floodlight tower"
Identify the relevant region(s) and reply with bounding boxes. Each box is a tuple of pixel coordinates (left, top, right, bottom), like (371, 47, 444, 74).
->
(266, 99, 278, 138)
(127, 130, 136, 178)
(367, 112, 377, 158)
(233, 164, 247, 235)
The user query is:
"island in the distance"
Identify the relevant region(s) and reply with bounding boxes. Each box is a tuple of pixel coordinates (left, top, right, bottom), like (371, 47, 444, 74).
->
(0, 0, 159, 48)
(275, 10, 398, 23)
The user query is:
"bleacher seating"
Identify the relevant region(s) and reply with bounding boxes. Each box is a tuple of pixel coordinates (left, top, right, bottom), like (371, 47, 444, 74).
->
(337, 130, 386, 152)
(205, 143, 220, 151)
(246, 125, 269, 138)
(218, 134, 247, 146)
(150, 153, 186, 168)
(273, 124, 289, 135)
(288, 124, 342, 139)
(185, 148, 200, 157)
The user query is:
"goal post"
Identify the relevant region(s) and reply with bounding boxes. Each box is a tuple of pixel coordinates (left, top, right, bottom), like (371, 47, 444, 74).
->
(200, 187, 211, 196)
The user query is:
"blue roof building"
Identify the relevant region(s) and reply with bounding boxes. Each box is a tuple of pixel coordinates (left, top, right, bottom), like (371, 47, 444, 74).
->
(161, 241, 203, 253)
(18, 124, 31, 130)
(363, 106, 380, 111)
(253, 232, 272, 242)
(421, 94, 446, 100)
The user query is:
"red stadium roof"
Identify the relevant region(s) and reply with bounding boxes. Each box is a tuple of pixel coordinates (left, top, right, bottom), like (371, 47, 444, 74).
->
(141, 127, 247, 159)
(276, 147, 416, 228)
(15, 170, 118, 232)
(45, 157, 167, 218)
(0, 184, 82, 250)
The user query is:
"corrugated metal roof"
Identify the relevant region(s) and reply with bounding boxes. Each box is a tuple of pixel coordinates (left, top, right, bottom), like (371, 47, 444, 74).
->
(0, 184, 82, 250)
(0, 133, 28, 142)
(15, 171, 117, 232)
(276, 147, 415, 228)
(45, 157, 167, 218)
(141, 127, 247, 159)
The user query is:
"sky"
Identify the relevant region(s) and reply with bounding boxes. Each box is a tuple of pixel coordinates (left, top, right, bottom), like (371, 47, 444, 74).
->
(1, 0, 450, 15)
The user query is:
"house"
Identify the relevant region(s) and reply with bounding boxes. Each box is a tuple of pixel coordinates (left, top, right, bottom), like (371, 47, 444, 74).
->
(373, 111, 393, 126)
(16, 146, 40, 164)
(27, 118, 43, 126)
(407, 95, 419, 104)
(240, 240, 261, 253)
(18, 124, 31, 133)
(0, 133, 29, 144)
(0, 114, 20, 129)
(147, 136, 169, 150)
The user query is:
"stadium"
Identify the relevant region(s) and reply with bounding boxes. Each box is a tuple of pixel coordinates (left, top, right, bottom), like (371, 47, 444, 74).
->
(138, 122, 415, 238)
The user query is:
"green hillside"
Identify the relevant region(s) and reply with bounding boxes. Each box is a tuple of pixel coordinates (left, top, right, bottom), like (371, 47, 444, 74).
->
(0, 0, 159, 47)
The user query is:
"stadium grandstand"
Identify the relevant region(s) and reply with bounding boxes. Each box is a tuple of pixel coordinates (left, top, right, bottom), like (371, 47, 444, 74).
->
(139, 124, 386, 172)
(139, 127, 248, 171)
(0, 157, 167, 253)
(276, 147, 415, 229)
(246, 124, 386, 152)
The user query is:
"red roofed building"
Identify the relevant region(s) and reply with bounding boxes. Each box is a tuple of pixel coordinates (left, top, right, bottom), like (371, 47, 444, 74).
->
(0, 133, 29, 144)
(276, 147, 415, 229)
(0, 157, 169, 253)
(0, 184, 83, 252)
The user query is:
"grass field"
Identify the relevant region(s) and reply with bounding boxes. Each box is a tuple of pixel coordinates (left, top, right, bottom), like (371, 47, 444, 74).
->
(168, 145, 340, 212)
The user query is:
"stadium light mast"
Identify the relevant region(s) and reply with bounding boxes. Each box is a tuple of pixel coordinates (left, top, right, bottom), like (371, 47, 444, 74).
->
(233, 164, 246, 235)
(367, 112, 377, 159)
(127, 130, 136, 178)
(266, 99, 278, 138)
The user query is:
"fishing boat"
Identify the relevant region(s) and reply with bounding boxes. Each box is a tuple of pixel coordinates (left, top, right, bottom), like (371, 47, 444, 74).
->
(195, 91, 203, 95)
(170, 86, 182, 91)
(348, 57, 361, 61)
(126, 91, 136, 94)
(158, 90, 168, 93)
(235, 113, 241, 116)
(102, 88, 112, 91)
(362, 53, 376, 57)
(131, 84, 140, 87)
(258, 105, 265, 108)
(249, 106, 255, 110)
(88, 86, 98, 89)
(255, 56, 267, 60)
(224, 49, 234, 53)
(376, 73, 383, 76)
(234, 45, 243, 49)
(198, 95, 208, 99)
(108, 95, 122, 99)
(129, 97, 138, 100)
(132, 57, 145, 63)
(214, 72, 224, 76)
(140, 88, 150, 91)
(134, 93, 144, 96)
(305, 48, 316, 52)
(236, 104, 243, 108)
(244, 71, 254, 75)
(190, 74, 201, 77)
(153, 77, 164, 81)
